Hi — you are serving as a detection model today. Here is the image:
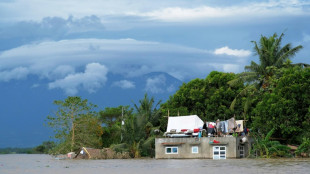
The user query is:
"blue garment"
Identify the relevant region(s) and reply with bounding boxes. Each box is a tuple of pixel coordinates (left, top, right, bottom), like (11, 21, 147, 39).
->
(219, 121, 225, 133)
(224, 120, 228, 133)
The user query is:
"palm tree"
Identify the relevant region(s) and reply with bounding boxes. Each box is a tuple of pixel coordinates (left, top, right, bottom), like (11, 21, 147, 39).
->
(133, 93, 161, 157)
(229, 33, 303, 112)
(120, 94, 161, 157)
(134, 93, 161, 126)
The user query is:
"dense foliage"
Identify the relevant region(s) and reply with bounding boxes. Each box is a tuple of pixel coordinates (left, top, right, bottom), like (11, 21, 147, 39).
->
(250, 128, 291, 158)
(296, 138, 310, 156)
(252, 66, 310, 144)
(160, 71, 244, 123)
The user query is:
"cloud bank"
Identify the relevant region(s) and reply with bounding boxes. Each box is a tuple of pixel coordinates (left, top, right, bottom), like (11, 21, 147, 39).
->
(0, 38, 250, 94)
(48, 63, 108, 95)
(0, 38, 248, 78)
(1, 0, 309, 23)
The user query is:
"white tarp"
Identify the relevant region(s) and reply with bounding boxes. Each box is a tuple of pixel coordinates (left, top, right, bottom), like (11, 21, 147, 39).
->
(166, 115, 204, 132)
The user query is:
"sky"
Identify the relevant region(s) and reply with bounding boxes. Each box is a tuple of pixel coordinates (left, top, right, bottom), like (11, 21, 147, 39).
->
(0, 0, 310, 147)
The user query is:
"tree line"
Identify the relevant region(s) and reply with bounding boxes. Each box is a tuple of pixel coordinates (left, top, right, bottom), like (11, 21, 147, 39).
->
(45, 33, 310, 157)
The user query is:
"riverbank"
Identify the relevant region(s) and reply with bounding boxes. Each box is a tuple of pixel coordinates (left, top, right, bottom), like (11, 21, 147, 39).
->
(1, 154, 310, 174)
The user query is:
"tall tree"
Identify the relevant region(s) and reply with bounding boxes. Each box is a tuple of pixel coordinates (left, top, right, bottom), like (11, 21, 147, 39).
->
(229, 33, 303, 112)
(46, 96, 102, 153)
(120, 94, 161, 157)
(99, 105, 132, 126)
(134, 93, 161, 126)
(99, 105, 133, 148)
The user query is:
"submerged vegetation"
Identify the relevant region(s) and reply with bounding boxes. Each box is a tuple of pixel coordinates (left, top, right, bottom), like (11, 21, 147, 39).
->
(43, 33, 309, 158)
(250, 128, 291, 158)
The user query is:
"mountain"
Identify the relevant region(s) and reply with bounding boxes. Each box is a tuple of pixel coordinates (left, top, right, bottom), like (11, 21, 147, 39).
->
(0, 72, 182, 147)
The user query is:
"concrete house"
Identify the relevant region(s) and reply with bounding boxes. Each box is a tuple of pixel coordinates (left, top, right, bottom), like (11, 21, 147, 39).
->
(155, 115, 252, 159)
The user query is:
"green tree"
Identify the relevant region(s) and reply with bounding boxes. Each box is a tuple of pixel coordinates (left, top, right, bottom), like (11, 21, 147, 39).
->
(252, 66, 310, 143)
(204, 71, 244, 121)
(99, 106, 132, 126)
(229, 33, 303, 117)
(99, 105, 133, 147)
(34, 141, 56, 154)
(161, 71, 244, 122)
(120, 94, 161, 157)
(134, 93, 161, 126)
(46, 96, 102, 153)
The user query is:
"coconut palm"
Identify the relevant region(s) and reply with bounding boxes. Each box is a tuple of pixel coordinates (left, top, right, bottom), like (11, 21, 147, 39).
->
(118, 94, 161, 157)
(134, 93, 162, 126)
(229, 33, 303, 111)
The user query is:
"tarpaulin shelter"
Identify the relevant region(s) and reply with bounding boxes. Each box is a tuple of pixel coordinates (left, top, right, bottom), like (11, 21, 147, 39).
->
(166, 115, 204, 133)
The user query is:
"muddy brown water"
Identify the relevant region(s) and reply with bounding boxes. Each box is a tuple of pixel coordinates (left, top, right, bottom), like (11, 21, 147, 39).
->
(0, 154, 310, 174)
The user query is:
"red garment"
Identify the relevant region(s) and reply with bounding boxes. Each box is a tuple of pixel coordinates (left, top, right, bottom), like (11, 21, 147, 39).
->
(213, 140, 220, 143)
(208, 124, 214, 128)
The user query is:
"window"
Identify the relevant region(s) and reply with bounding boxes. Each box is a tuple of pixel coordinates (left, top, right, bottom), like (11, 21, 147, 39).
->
(192, 146, 198, 153)
(213, 146, 226, 159)
(165, 147, 178, 154)
(239, 146, 244, 158)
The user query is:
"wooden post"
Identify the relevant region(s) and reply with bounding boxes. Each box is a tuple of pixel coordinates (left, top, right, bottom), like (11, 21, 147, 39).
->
(233, 114, 236, 134)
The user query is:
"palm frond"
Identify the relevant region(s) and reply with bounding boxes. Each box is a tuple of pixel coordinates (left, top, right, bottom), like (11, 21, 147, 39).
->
(276, 45, 303, 66)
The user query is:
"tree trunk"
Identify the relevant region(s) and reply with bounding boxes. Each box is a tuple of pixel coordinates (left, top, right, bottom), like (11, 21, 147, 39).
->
(71, 109, 75, 152)
(71, 121, 75, 152)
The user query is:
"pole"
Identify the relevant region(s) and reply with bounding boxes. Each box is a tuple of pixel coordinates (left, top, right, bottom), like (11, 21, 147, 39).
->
(121, 107, 124, 142)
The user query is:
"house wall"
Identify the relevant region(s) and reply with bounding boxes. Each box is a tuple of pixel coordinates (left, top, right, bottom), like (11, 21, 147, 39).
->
(155, 137, 250, 159)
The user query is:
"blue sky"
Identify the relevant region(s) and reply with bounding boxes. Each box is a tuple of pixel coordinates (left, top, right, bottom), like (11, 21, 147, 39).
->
(0, 0, 310, 147)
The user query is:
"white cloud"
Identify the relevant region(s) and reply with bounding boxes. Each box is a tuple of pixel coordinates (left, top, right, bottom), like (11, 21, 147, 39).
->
(145, 75, 166, 94)
(48, 63, 108, 95)
(49, 65, 75, 80)
(0, 38, 248, 91)
(128, 1, 310, 22)
(112, 80, 135, 89)
(0, 0, 309, 23)
(0, 67, 29, 82)
(214, 46, 251, 57)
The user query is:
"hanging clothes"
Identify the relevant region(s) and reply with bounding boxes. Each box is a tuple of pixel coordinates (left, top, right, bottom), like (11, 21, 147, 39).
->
(208, 122, 215, 128)
(235, 120, 244, 132)
(216, 119, 220, 134)
(224, 121, 228, 134)
(208, 128, 215, 134)
(227, 117, 235, 133)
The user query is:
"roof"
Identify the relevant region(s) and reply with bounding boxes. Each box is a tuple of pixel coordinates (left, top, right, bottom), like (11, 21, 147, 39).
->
(166, 115, 204, 132)
(76, 147, 104, 159)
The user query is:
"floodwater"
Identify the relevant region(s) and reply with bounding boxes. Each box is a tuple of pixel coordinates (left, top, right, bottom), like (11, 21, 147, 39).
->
(1, 154, 310, 174)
